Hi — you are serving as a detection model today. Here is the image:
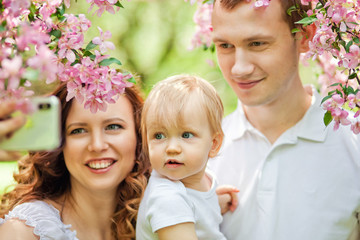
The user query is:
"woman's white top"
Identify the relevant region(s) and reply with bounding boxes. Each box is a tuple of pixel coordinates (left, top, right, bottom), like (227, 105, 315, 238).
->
(0, 200, 78, 240)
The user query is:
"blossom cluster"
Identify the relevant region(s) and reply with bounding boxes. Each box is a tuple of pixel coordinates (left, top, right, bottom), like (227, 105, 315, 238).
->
(299, 0, 360, 133)
(185, 0, 213, 50)
(0, 0, 133, 114)
(186, 0, 360, 134)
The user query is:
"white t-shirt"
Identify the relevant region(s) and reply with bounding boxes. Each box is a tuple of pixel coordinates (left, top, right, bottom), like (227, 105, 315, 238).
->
(136, 170, 226, 240)
(0, 200, 78, 240)
(208, 88, 360, 240)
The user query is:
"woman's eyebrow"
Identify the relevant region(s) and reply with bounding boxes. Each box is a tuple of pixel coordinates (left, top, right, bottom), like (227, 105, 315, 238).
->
(66, 122, 87, 131)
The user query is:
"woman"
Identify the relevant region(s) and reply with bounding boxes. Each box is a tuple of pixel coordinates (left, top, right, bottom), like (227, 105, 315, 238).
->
(0, 82, 150, 240)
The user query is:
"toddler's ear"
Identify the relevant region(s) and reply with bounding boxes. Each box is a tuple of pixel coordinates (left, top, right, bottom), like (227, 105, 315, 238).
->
(209, 132, 223, 158)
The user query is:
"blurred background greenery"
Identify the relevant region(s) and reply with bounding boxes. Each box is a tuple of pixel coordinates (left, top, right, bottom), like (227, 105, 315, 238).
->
(0, 0, 319, 192)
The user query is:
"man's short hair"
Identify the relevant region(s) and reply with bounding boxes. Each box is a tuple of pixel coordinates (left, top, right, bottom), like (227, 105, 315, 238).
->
(215, 0, 312, 32)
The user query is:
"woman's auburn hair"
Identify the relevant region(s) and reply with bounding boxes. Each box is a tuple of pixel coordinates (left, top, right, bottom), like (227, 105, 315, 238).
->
(0, 82, 150, 240)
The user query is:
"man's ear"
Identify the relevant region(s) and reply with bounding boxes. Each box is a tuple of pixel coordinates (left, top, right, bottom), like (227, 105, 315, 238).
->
(297, 23, 316, 53)
(209, 132, 223, 158)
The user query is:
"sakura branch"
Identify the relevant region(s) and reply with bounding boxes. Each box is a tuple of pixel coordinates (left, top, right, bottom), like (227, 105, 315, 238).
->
(0, 0, 133, 114)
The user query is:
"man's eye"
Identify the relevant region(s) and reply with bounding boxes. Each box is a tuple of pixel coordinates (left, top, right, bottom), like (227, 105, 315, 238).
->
(154, 133, 165, 140)
(249, 41, 265, 47)
(182, 132, 194, 139)
(70, 128, 86, 135)
(106, 124, 122, 130)
(219, 43, 233, 49)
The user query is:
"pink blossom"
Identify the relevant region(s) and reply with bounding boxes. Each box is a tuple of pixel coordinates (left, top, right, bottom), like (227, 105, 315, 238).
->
(15, 97, 35, 114)
(347, 92, 360, 116)
(188, 2, 213, 50)
(1, 56, 23, 90)
(3, 0, 30, 17)
(87, 0, 120, 17)
(254, 0, 271, 8)
(27, 45, 58, 84)
(16, 21, 50, 51)
(66, 81, 85, 103)
(351, 120, 360, 134)
(58, 32, 84, 63)
(92, 27, 115, 54)
(84, 93, 107, 113)
(301, 0, 312, 5)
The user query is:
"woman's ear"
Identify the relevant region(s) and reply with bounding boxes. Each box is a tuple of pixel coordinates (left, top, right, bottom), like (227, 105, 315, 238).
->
(297, 23, 316, 53)
(209, 132, 223, 158)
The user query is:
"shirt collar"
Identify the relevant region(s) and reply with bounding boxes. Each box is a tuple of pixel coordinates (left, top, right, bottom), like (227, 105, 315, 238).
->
(294, 86, 328, 142)
(230, 86, 328, 143)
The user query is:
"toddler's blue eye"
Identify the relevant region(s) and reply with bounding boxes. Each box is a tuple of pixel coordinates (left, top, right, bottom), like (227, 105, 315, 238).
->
(182, 132, 194, 139)
(155, 133, 165, 139)
(106, 124, 122, 130)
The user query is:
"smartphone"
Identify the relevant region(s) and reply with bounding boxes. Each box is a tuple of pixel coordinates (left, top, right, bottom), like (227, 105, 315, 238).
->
(0, 96, 61, 151)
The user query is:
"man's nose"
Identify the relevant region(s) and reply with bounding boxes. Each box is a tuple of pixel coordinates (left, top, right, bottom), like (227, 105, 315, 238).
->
(231, 49, 255, 78)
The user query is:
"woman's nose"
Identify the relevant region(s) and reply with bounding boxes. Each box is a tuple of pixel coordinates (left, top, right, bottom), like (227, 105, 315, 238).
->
(88, 131, 109, 152)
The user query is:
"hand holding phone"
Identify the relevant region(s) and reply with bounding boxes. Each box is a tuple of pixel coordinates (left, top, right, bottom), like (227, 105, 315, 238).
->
(0, 101, 27, 161)
(0, 96, 61, 152)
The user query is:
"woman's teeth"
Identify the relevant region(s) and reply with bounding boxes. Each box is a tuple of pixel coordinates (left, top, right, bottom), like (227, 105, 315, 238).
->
(88, 160, 113, 169)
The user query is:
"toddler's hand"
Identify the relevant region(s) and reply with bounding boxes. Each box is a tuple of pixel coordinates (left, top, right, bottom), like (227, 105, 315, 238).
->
(216, 185, 239, 214)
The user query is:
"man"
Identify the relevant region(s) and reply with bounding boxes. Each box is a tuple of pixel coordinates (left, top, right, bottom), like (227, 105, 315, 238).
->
(208, 0, 360, 239)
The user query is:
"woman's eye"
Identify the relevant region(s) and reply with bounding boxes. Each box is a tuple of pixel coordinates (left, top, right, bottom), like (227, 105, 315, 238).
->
(106, 124, 122, 130)
(182, 132, 194, 139)
(154, 133, 165, 140)
(70, 128, 86, 135)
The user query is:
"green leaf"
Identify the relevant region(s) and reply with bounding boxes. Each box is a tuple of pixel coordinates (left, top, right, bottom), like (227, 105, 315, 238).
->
(85, 41, 97, 51)
(339, 40, 346, 48)
(323, 111, 333, 127)
(295, 16, 317, 26)
(345, 41, 353, 52)
(287, 5, 297, 16)
(345, 86, 355, 95)
(127, 76, 136, 84)
(99, 57, 122, 66)
(329, 82, 340, 87)
(28, 4, 36, 22)
(349, 72, 358, 79)
(321, 94, 333, 104)
(353, 37, 360, 44)
(291, 28, 301, 33)
(114, 1, 124, 8)
(203, 0, 214, 4)
(70, 60, 80, 66)
(0, 25, 5, 32)
(49, 29, 62, 38)
(83, 50, 94, 57)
